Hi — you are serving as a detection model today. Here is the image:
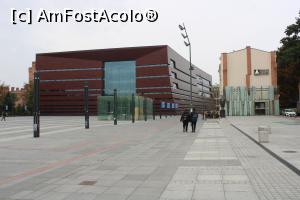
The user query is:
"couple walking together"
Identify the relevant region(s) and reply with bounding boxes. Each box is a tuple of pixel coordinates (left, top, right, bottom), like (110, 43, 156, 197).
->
(180, 108, 198, 133)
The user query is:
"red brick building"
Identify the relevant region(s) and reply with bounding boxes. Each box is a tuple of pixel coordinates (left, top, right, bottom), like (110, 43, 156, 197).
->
(36, 45, 213, 115)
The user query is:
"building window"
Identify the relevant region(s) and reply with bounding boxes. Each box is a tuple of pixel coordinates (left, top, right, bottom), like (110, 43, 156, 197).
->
(254, 69, 269, 76)
(104, 61, 136, 95)
(204, 93, 211, 98)
(202, 86, 210, 92)
(173, 83, 179, 89)
(199, 78, 203, 84)
(171, 72, 177, 79)
(170, 59, 176, 68)
(202, 79, 211, 86)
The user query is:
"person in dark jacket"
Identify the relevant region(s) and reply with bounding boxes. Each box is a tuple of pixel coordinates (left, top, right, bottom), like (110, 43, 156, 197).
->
(1, 111, 6, 121)
(180, 109, 190, 132)
(190, 108, 198, 133)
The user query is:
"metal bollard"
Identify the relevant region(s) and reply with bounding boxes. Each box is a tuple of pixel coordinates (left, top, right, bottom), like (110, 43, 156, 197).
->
(33, 72, 40, 138)
(84, 83, 89, 129)
(131, 93, 135, 123)
(113, 89, 117, 125)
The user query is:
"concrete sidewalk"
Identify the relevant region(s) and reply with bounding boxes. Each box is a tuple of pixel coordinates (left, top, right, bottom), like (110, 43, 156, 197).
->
(0, 116, 300, 200)
(228, 116, 300, 171)
(160, 120, 259, 200)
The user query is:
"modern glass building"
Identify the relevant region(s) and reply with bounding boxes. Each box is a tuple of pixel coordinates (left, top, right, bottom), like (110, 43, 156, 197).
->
(35, 45, 213, 115)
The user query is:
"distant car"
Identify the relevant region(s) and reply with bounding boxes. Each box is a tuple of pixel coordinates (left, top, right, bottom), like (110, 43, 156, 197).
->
(282, 109, 297, 117)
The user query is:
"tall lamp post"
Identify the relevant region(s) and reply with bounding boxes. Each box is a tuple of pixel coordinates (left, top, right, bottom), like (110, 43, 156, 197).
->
(179, 23, 193, 111)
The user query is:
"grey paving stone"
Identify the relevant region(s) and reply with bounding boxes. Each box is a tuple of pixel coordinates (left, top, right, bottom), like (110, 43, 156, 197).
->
(132, 187, 164, 195)
(54, 184, 83, 192)
(192, 191, 225, 200)
(77, 185, 108, 194)
(123, 174, 149, 181)
(63, 193, 97, 200)
(194, 184, 223, 192)
(95, 193, 129, 200)
(225, 191, 259, 200)
(1, 117, 300, 200)
(113, 180, 143, 187)
(127, 194, 160, 200)
(224, 184, 253, 192)
(35, 191, 70, 200)
(140, 180, 168, 188)
(103, 186, 136, 195)
(10, 190, 33, 199)
(160, 189, 193, 199)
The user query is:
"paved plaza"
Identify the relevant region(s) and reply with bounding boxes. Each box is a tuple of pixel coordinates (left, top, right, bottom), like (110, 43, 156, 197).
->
(0, 116, 300, 200)
(228, 116, 300, 171)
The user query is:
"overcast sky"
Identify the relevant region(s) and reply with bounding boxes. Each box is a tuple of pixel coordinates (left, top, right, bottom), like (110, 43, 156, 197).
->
(0, 0, 299, 87)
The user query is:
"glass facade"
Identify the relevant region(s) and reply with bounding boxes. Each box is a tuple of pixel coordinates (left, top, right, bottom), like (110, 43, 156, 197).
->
(104, 61, 136, 95)
(97, 95, 153, 121)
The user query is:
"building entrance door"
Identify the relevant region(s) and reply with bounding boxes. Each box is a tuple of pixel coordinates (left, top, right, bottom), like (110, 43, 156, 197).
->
(255, 102, 266, 115)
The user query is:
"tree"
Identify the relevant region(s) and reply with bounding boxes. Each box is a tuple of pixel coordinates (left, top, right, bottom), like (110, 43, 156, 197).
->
(0, 82, 9, 111)
(3, 92, 17, 113)
(277, 11, 300, 108)
(23, 81, 34, 115)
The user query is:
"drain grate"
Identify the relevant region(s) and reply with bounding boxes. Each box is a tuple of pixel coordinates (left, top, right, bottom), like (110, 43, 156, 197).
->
(283, 150, 297, 153)
(79, 181, 97, 186)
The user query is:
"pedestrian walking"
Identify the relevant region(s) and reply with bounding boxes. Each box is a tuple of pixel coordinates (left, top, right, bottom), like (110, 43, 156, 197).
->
(1, 111, 6, 121)
(180, 109, 190, 132)
(190, 108, 198, 133)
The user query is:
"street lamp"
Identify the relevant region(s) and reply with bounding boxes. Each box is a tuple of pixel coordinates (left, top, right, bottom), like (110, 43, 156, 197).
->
(179, 23, 193, 111)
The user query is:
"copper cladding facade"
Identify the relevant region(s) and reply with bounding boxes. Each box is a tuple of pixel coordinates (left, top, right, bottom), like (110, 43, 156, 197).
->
(36, 45, 213, 115)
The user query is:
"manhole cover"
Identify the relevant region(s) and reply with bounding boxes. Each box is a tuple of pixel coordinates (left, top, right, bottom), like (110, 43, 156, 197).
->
(79, 181, 97, 186)
(283, 150, 297, 153)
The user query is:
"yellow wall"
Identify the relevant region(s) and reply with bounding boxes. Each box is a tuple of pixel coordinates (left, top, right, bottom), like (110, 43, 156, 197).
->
(227, 49, 247, 87)
(250, 49, 272, 88)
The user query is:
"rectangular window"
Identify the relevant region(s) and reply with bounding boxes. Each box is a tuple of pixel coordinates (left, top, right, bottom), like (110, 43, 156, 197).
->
(171, 72, 177, 79)
(104, 61, 136, 95)
(254, 69, 269, 76)
(170, 59, 176, 68)
(204, 93, 211, 98)
(173, 83, 179, 89)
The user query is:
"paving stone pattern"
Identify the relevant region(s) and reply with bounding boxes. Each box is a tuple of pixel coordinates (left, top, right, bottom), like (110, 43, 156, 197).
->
(222, 119, 300, 200)
(160, 121, 259, 200)
(0, 117, 300, 200)
(0, 117, 197, 200)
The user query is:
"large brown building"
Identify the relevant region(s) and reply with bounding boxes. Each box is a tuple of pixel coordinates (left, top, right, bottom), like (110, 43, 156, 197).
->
(36, 45, 213, 115)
